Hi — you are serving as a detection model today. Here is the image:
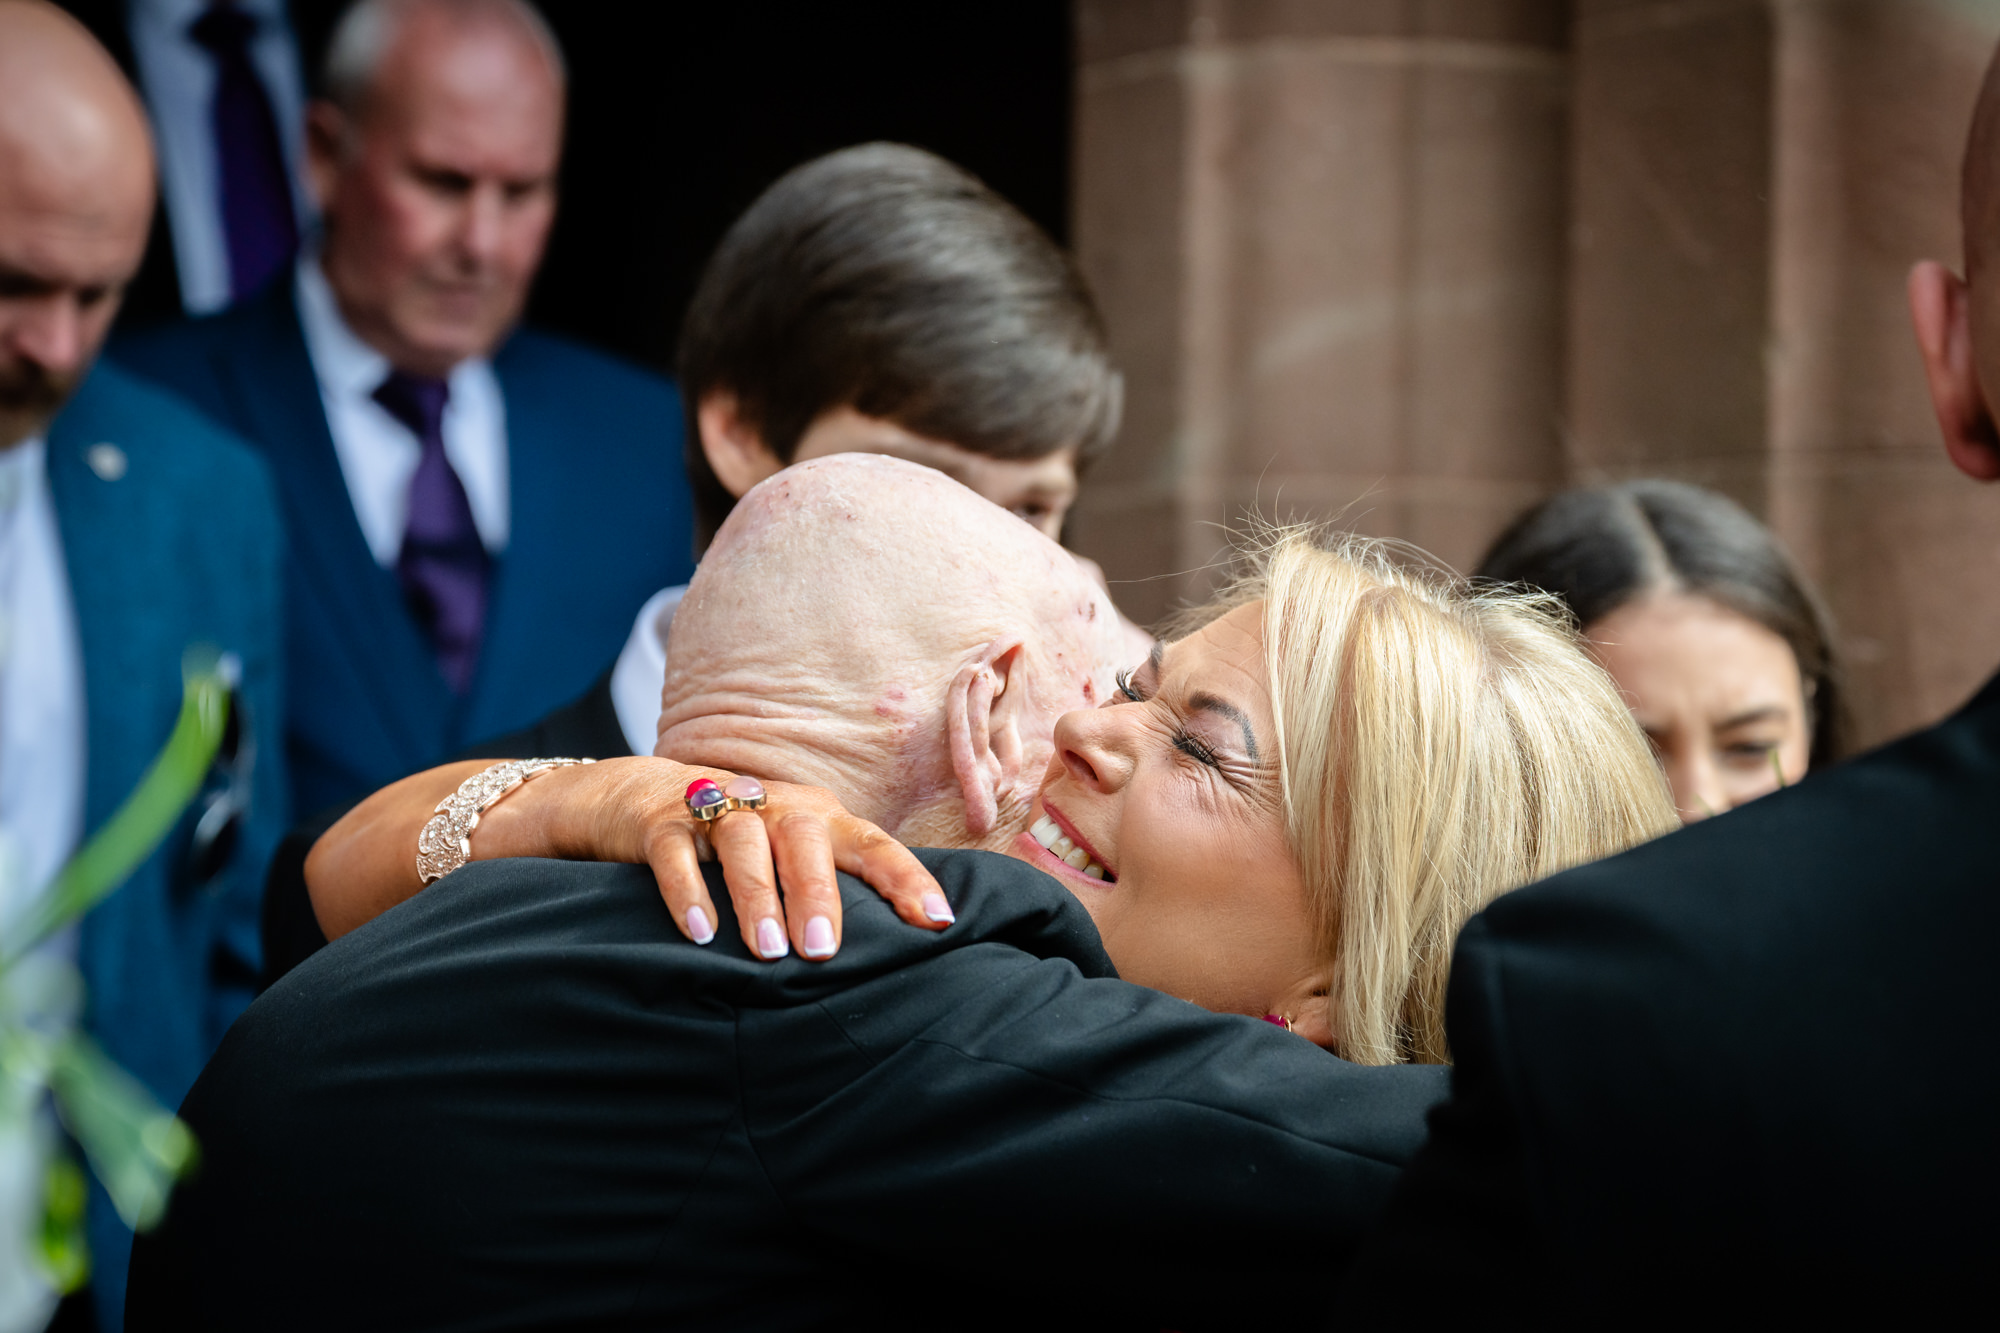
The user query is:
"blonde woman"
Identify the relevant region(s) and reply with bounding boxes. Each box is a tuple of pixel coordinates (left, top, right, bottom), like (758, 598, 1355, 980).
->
(141, 515, 1677, 1329)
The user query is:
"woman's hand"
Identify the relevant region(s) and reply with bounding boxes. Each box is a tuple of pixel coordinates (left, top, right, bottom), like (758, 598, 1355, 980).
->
(565, 758, 953, 959)
(304, 756, 950, 959)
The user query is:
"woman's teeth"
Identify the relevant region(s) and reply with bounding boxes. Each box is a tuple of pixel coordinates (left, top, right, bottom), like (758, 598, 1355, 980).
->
(1030, 815, 1111, 881)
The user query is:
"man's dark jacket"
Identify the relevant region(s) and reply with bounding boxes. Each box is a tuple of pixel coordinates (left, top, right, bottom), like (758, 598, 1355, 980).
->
(112, 278, 695, 816)
(1349, 672, 2000, 1314)
(130, 850, 1446, 1330)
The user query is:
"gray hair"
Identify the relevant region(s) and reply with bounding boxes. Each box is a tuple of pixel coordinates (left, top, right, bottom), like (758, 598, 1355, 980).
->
(321, 0, 566, 116)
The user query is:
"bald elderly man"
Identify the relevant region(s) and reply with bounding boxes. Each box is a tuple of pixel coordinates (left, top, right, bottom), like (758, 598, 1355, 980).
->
(0, 4, 286, 1327)
(127, 455, 1445, 1330)
(1343, 40, 2000, 1319)
(116, 0, 698, 817)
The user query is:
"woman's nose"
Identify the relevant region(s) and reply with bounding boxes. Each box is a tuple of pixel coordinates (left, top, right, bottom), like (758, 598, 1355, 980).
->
(1052, 707, 1134, 793)
(1669, 752, 1728, 824)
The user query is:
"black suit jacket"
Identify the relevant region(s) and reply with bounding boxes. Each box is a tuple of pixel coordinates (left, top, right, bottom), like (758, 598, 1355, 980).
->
(133, 850, 1446, 1330)
(1349, 672, 2000, 1314)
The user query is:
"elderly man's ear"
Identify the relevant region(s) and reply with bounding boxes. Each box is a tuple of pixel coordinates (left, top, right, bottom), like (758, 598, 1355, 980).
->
(1909, 261, 2000, 481)
(946, 640, 1035, 841)
(698, 390, 787, 497)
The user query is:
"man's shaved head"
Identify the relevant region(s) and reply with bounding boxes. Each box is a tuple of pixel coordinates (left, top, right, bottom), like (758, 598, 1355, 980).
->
(0, 0, 155, 447)
(657, 456, 1135, 849)
(1965, 50, 2000, 280)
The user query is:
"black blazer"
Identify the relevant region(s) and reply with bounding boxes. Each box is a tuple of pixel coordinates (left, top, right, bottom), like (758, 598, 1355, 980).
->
(133, 850, 1446, 1330)
(1349, 672, 2000, 1314)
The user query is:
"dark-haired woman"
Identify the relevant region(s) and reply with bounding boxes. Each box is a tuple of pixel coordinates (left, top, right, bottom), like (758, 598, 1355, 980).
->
(1478, 479, 1844, 822)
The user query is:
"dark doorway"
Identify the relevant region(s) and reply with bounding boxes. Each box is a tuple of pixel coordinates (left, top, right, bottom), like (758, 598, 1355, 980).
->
(530, 1, 1074, 373)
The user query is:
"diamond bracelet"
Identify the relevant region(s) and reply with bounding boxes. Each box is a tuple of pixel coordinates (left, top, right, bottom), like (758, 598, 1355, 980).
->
(415, 757, 593, 885)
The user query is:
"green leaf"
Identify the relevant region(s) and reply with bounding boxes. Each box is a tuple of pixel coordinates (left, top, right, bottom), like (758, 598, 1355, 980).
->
(1, 652, 228, 963)
(35, 1153, 89, 1294)
(46, 1032, 197, 1232)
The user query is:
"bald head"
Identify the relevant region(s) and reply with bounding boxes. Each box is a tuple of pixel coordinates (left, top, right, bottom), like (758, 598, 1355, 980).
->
(0, 0, 154, 447)
(1966, 50, 2000, 280)
(657, 456, 1133, 850)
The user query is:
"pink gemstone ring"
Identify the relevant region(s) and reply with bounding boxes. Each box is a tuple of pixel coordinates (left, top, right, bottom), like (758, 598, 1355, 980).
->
(684, 778, 728, 822)
(723, 775, 767, 812)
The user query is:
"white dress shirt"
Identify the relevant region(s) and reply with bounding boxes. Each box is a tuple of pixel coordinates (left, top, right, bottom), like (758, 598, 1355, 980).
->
(0, 436, 86, 1333)
(294, 258, 510, 567)
(126, 0, 314, 316)
(609, 584, 686, 757)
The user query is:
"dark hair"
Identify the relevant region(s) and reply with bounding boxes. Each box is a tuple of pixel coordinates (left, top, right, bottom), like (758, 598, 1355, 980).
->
(676, 143, 1123, 549)
(1475, 480, 1846, 766)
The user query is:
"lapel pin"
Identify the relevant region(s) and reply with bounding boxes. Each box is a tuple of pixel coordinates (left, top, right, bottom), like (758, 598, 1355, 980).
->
(86, 443, 128, 482)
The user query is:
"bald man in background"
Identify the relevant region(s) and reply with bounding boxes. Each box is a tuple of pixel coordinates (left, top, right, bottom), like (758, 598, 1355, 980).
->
(0, 4, 286, 1328)
(115, 0, 697, 819)
(1345, 40, 2000, 1318)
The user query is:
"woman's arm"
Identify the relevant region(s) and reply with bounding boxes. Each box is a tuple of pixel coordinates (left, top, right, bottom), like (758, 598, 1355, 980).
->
(304, 755, 948, 959)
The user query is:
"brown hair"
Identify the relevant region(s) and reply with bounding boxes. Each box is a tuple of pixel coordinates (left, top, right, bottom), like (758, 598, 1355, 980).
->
(676, 143, 1123, 549)
(1476, 480, 1846, 767)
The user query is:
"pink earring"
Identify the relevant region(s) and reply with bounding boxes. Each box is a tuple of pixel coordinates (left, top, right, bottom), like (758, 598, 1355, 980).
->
(1262, 1013, 1296, 1033)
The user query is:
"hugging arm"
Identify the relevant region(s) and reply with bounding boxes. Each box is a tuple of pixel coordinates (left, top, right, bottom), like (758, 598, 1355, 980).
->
(303, 755, 946, 959)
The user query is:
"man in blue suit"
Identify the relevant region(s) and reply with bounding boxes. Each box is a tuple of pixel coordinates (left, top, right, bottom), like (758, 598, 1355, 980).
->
(0, 5, 286, 1327)
(116, 0, 694, 817)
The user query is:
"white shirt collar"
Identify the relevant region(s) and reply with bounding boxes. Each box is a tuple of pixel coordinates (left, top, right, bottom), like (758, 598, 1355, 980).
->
(294, 253, 395, 403)
(609, 584, 686, 756)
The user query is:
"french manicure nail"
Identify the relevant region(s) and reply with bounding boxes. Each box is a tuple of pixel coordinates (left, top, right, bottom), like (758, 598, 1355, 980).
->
(922, 893, 955, 924)
(756, 916, 789, 959)
(802, 915, 836, 958)
(685, 905, 715, 945)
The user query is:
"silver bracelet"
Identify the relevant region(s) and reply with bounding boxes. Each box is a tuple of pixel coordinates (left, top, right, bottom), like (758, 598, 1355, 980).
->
(415, 757, 593, 885)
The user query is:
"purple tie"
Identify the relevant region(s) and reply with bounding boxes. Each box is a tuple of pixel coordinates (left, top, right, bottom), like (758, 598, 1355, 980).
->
(374, 372, 489, 693)
(189, 2, 299, 302)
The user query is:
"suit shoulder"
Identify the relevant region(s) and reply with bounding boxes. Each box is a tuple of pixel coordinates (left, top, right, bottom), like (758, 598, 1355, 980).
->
(109, 297, 259, 374)
(497, 326, 682, 409)
(56, 363, 279, 515)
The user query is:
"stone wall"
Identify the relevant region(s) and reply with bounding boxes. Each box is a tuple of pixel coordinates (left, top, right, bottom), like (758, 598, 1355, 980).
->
(1070, 0, 2000, 748)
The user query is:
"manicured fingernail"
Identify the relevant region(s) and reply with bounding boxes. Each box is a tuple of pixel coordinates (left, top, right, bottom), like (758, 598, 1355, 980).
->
(922, 893, 955, 924)
(685, 905, 715, 945)
(802, 915, 836, 958)
(756, 917, 789, 959)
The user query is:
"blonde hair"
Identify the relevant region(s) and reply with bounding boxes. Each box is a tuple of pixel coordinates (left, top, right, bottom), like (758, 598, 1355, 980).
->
(1188, 528, 1676, 1066)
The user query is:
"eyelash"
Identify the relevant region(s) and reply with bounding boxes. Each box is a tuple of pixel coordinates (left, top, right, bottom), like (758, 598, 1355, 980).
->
(1114, 670, 1221, 769)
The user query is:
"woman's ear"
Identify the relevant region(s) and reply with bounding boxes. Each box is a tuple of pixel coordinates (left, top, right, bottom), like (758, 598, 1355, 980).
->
(1273, 980, 1339, 1053)
(1908, 261, 2000, 481)
(945, 640, 1031, 840)
(697, 390, 786, 498)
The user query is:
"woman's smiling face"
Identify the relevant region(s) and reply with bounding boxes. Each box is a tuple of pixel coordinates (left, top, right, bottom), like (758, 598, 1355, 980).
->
(1010, 602, 1330, 1033)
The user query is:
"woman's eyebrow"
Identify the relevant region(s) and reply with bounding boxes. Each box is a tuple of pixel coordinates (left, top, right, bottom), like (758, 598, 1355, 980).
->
(1187, 693, 1259, 764)
(1717, 705, 1788, 731)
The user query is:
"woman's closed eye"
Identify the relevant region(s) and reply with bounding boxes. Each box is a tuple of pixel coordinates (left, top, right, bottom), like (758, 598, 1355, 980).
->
(1116, 667, 1227, 770)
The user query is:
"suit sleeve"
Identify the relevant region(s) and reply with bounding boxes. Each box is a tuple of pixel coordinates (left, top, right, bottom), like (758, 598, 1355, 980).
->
(743, 948, 1447, 1326)
(1341, 912, 1543, 1310)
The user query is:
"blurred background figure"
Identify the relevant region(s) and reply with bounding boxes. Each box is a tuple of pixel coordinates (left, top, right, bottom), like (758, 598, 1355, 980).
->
(115, 0, 696, 817)
(1478, 480, 1843, 823)
(57, 0, 328, 321)
(0, 3, 286, 1326)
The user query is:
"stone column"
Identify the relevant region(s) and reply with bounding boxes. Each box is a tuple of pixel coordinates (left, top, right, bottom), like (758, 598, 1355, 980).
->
(1566, 0, 2000, 746)
(1070, 0, 1572, 625)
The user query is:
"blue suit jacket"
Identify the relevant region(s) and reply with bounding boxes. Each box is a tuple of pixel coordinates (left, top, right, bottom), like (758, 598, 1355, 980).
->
(47, 361, 289, 1325)
(113, 280, 696, 816)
